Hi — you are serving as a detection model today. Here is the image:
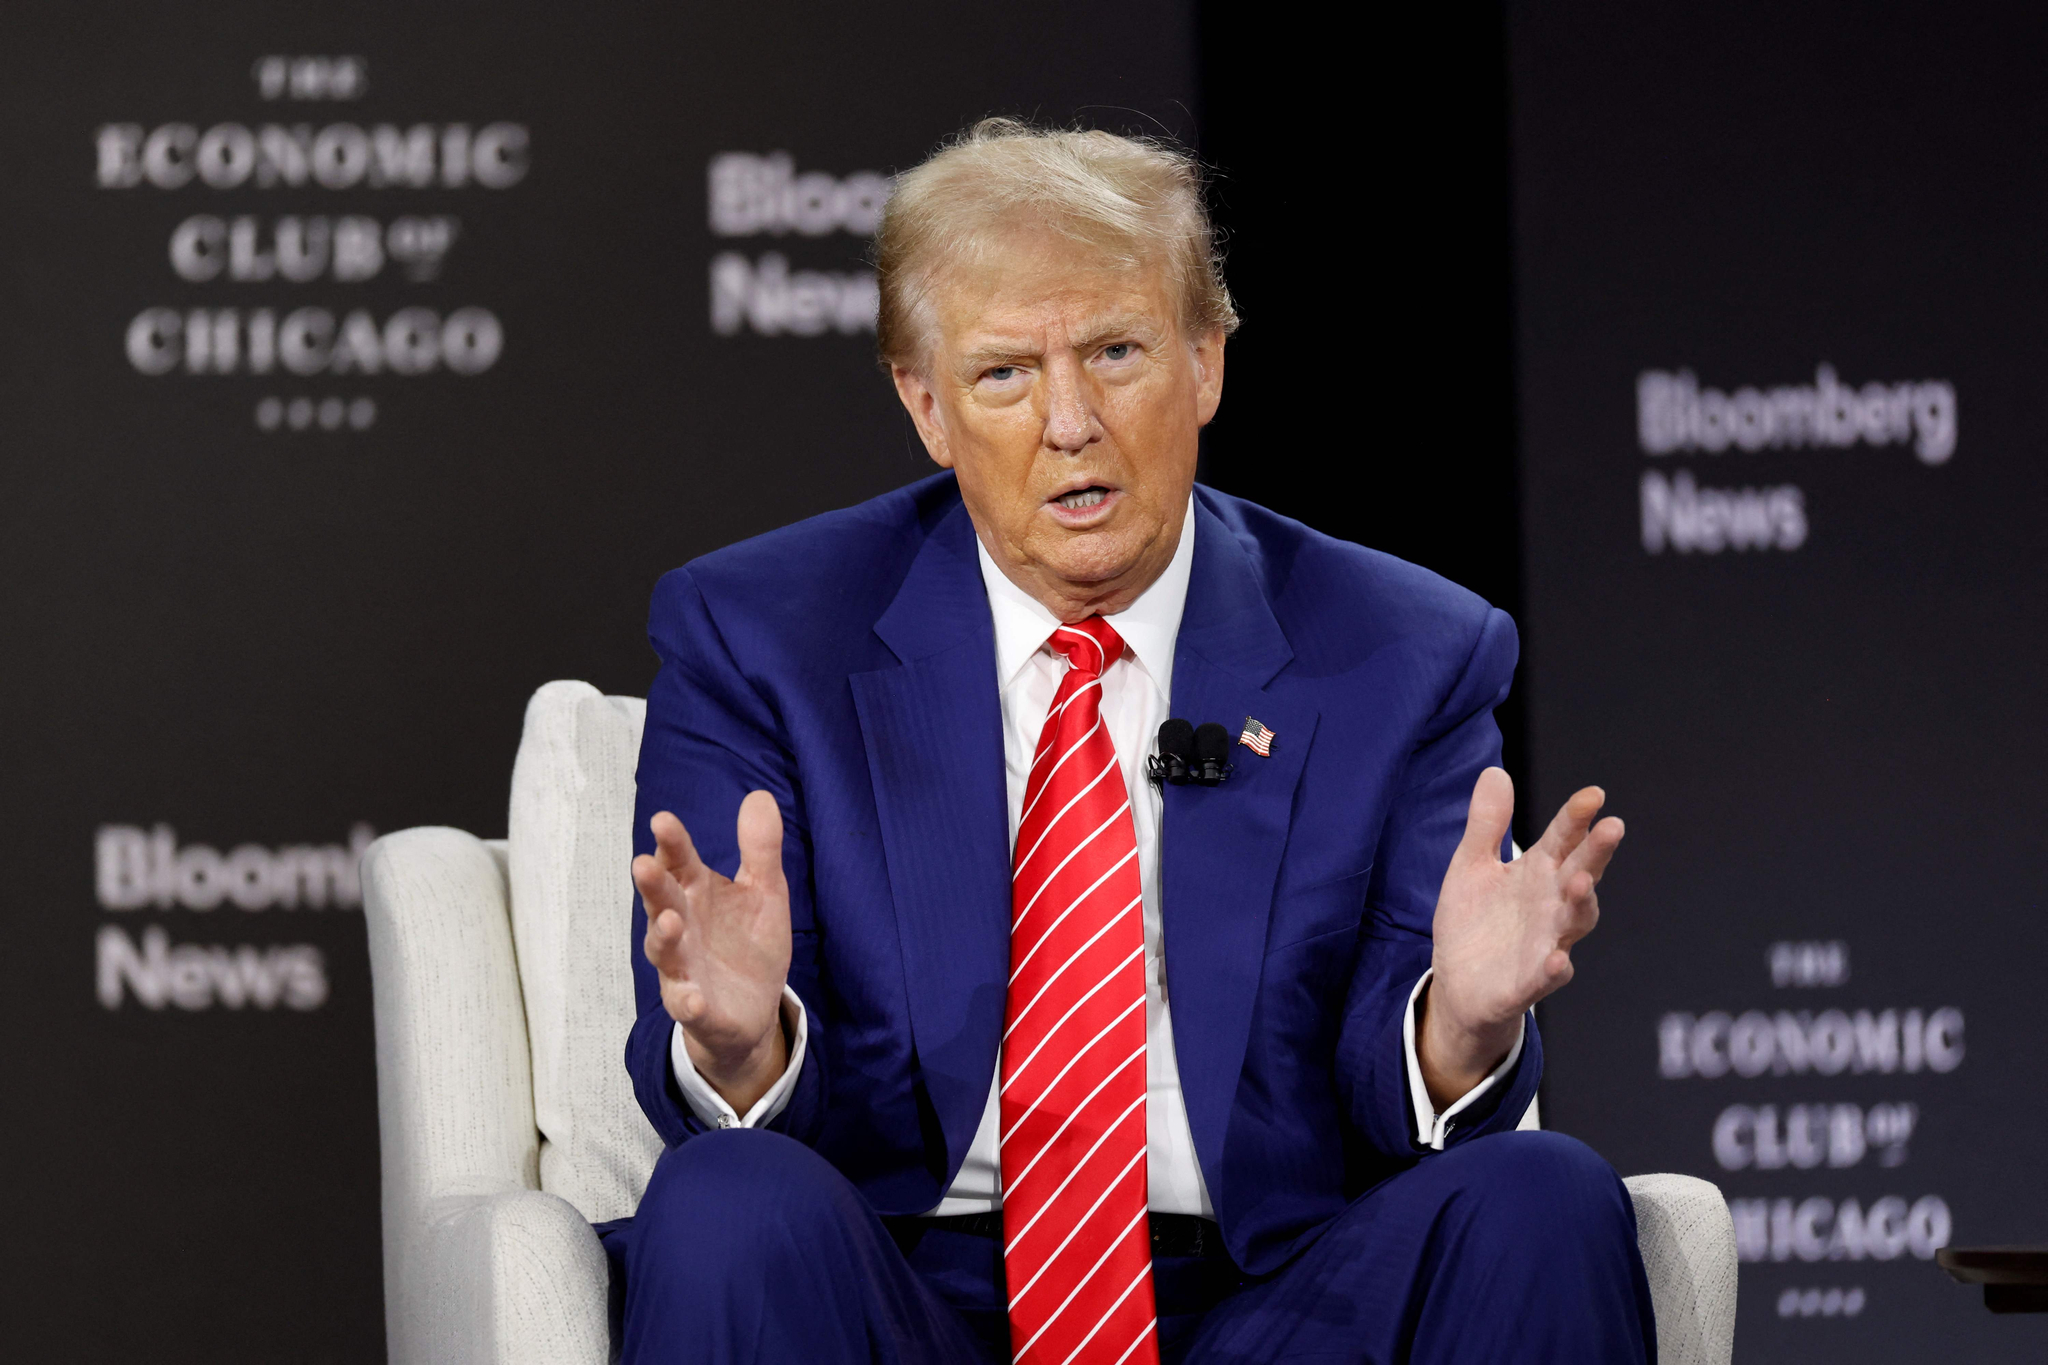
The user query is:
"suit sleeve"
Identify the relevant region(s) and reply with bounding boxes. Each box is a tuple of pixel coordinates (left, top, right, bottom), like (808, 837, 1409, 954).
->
(1336, 606, 1543, 1159)
(624, 566, 829, 1148)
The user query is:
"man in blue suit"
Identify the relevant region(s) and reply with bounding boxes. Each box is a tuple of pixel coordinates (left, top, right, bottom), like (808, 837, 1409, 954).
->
(612, 121, 1654, 1364)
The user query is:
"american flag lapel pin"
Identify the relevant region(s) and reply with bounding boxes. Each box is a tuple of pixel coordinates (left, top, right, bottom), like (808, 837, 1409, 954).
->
(1238, 716, 1275, 757)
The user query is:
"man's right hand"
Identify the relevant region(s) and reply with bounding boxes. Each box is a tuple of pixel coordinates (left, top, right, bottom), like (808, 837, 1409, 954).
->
(633, 791, 793, 1116)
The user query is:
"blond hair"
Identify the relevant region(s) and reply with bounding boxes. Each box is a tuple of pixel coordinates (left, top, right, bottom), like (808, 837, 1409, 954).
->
(873, 118, 1238, 370)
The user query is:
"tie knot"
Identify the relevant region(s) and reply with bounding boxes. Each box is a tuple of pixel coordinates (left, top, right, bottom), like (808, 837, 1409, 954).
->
(1048, 616, 1125, 677)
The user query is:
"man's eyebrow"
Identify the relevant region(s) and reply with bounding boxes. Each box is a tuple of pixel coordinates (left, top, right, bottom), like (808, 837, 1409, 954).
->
(957, 339, 1039, 371)
(1069, 314, 1162, 349)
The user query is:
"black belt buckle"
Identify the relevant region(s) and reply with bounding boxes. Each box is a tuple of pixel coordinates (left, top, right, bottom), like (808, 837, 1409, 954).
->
(1147, 1212, 1224, 1259)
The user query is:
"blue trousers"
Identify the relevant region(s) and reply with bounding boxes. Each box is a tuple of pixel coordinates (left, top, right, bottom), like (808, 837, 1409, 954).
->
(603, 1129, 1656, 1364)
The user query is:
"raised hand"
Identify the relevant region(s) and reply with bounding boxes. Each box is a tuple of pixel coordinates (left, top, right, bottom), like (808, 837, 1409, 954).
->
(632, 791, 793, 1114)
(1419, 767, 1623, 1110)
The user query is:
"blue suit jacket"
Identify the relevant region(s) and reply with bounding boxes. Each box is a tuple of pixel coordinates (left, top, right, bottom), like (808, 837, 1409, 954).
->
(626, 473, 1540, 1276)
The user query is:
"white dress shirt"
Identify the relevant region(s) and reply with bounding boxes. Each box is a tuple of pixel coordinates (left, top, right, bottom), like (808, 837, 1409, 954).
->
(669, 497, 1525, 1214)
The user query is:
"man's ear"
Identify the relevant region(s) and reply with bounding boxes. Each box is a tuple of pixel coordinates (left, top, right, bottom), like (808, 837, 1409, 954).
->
(1190, 329, 1226, 428)
(891, 364, 954, 468)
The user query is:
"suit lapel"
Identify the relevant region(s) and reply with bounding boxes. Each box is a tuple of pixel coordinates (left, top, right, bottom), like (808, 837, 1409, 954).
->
(1163, 495, 1320, 1199)
(849, 497, 1011, 1184)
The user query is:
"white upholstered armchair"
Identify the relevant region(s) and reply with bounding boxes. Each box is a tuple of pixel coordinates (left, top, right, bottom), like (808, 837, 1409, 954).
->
(366, 680, 1738, 1364)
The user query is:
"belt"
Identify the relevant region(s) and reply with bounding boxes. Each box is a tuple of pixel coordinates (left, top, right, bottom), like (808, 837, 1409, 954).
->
(887, 1210, 1230, 1261)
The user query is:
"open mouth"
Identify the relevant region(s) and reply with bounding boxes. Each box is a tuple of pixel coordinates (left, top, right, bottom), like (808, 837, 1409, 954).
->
(1055, 486, 1111, 511)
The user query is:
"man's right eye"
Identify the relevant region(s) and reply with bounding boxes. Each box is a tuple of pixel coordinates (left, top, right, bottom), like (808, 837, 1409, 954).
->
(985, 365, 1019, 383)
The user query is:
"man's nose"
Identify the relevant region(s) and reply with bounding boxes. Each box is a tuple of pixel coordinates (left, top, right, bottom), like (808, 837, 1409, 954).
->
(1041, 356, 1100, 453)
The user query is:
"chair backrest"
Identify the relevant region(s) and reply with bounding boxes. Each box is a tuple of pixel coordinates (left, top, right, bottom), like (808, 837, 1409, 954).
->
(506, 681, 663, 1222)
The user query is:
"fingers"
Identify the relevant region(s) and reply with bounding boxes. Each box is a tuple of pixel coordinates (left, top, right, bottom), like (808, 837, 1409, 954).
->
(642, 901, 709, 1027)
(1534, 785, 1605, 863)
(1454, 767, 1515, 867)
(632, 852, 685, 917)
(1560, 814, 1625, 887)
(640, 893, 684, 972)
(664, 977, 706, 1025)
(1551, 807, 1620, 956)
(1541, 948, 1575, 993)
(637, 808, 723, 920)
(1556, 870, 1601, 948)
(650, 810, 707, 882)
(638, 811, 706, 977)
(734, 790, 786, 893)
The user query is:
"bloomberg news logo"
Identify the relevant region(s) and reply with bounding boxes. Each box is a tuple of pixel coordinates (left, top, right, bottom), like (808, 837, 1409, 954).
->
(1633, 363, 1959, 555)
(92, 823, 373, 1012)
(707, 152, 887, 338)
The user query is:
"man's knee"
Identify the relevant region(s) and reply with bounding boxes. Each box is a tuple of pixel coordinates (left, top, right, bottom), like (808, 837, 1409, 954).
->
(633, 1129, 863, 1273)
(1435, 1131, 1635, 1243)
(1357, 1134, 1653, 1364)
(1449, 1130, 1620, 1184)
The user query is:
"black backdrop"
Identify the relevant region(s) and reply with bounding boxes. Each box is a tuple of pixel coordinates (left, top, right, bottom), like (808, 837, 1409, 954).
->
(1199, 2, 1528, 789)
(1515, 1, 2048, 1358)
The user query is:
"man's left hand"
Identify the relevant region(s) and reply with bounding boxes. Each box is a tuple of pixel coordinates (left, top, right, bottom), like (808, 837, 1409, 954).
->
(1419, 767, 1623, 1111)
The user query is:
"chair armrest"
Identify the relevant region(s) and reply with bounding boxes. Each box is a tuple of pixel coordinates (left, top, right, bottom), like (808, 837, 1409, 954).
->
(365, 827, 543, 1364)
(418, 1189, 612, 1365)
(1624, 1173, 1737, 1365)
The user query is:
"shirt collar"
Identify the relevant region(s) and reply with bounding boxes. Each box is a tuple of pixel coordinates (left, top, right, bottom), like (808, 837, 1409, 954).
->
(976, 494, 1195, 699)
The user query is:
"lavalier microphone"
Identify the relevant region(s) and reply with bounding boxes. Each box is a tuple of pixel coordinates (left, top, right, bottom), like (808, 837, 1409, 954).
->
(1148, 718, 1195, 786)
(1191, 723, 1234, 786)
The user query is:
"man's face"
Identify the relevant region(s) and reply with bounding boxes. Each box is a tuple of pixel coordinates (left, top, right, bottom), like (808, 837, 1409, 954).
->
(892, 223, 1225, 620)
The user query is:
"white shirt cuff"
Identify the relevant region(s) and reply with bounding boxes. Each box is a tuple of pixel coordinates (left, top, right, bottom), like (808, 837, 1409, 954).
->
(670, 986, 808, 1130)
(1402, 968, 1527, 1151)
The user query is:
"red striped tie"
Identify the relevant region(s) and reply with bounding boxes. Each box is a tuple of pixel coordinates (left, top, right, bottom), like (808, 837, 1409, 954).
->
(1001, 616, 1159, 1365)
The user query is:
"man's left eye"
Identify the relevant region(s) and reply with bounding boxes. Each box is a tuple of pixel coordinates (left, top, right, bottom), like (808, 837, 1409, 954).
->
(1102, 344, 1134, 361)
